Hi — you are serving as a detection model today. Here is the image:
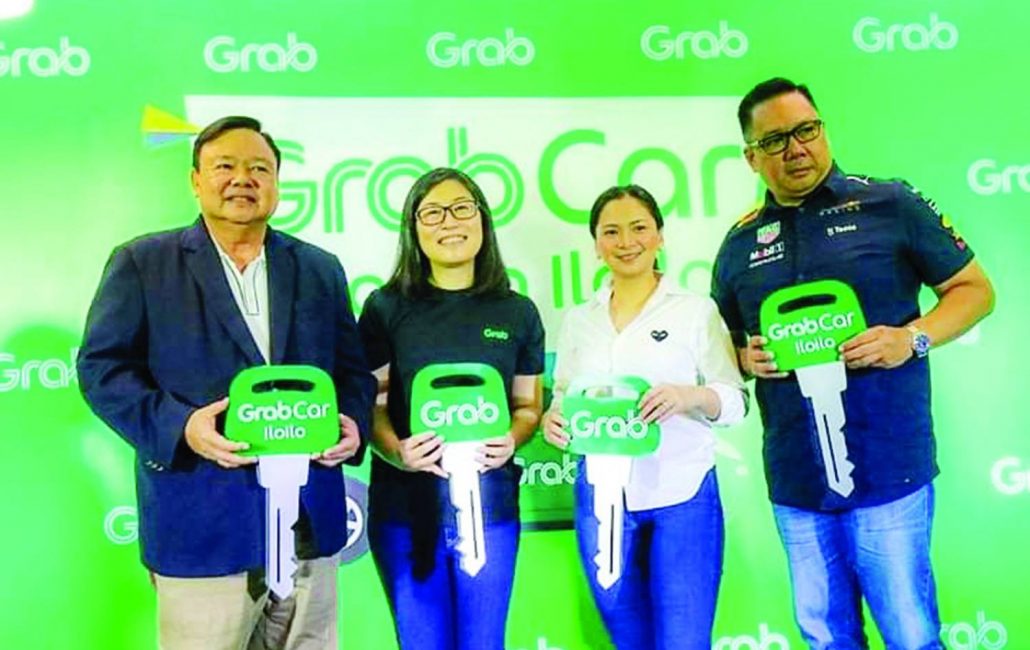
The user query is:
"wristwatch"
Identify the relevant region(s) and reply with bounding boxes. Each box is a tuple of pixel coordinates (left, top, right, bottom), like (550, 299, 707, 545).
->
(906, 325, 931, 358)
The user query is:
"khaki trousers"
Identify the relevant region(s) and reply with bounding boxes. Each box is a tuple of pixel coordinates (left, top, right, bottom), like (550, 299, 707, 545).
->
(153, 555, 339, 650)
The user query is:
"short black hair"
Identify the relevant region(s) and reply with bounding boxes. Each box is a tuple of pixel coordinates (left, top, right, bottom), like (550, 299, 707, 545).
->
(384, 167, 510, 298)
(737, 78, 818, 139)
(191, 116, 281, 171)
(588, 184, 664, 239)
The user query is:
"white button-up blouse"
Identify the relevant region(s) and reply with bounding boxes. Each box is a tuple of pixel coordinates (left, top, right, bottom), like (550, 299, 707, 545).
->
(552, 274, 748, 511)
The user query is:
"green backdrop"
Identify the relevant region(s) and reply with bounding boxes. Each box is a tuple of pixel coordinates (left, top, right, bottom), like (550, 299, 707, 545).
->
(1, 1, 1026, 648)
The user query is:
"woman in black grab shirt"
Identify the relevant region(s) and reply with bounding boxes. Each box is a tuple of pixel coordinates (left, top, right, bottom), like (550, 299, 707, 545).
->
(358, 167, 544, 650)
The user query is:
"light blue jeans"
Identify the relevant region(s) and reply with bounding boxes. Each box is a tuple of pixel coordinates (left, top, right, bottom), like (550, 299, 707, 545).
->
(773, 484, 942, 650)
(368, 517, 519, 650)
(575, 469, 724, 650)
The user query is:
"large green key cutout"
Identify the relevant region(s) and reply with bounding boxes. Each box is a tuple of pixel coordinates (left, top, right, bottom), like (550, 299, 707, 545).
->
(562, 375, 660, 456)
(225, 365, 339, 456)
(759, 279, 868, 371)
(410, 362, 511, 443)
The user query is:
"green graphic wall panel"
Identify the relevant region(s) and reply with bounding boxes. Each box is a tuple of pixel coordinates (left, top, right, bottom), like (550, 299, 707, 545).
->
(1, 2, 1025, 648)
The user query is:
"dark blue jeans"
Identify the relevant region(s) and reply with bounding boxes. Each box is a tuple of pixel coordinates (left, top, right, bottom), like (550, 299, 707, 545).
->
(575, 469, 724, 650)
(773, 484, 942, 650)
(368, 516, 519, 650)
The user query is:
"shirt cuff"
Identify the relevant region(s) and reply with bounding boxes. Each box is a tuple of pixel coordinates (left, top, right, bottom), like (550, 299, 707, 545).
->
(705, 382, 748, 426)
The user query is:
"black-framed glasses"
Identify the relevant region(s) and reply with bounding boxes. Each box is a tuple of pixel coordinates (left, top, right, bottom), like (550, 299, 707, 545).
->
(415, 199, 479, 226)
(748, 120, 824, 155)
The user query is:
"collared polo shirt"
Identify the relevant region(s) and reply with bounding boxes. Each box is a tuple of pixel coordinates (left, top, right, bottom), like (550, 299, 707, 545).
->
(712, 165, 974, 511)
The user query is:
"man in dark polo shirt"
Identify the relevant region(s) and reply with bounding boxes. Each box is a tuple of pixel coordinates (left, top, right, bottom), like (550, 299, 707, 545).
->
(712, 78, 994, 649)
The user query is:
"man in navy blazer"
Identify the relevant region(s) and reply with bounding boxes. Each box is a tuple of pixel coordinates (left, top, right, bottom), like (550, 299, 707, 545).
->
(78, 116, 376, 649)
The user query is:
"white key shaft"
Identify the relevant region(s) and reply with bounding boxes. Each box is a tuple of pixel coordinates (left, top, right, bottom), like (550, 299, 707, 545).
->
(586, 455, 631, 590)
(257, 454, 310, 599)
(796, 362, 855, 497)
(441, 442, 486, 577)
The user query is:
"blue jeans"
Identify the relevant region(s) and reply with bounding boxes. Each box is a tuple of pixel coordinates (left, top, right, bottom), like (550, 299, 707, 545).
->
(575, 469, 724, 650)
(773, 484, 942, 650)
(368, 516, 519, 650)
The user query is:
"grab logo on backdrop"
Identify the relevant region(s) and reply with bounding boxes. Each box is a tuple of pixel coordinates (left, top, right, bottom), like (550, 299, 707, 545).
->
(103, 506, 138, 545)
(714, 623, 790, 650)
(941, 611, 1007, 650)
(991, 457, 1030, 495)
(427, 28, 534, 67)
(181, 96, 756, 315)
(182, 101, 753, 236)
(0, 348, 78, 391)
(516, 452, 577, 487)
(853, 13, 958, 53)
(103, 477, 372, 562)
(0, 37, 90, 77)
(641, 22, 748, 60)
(339, 475, 369, 563)
(204, 33, 317, 73)
(513, 638, 565, 650)
(968, 159, 1030, 195)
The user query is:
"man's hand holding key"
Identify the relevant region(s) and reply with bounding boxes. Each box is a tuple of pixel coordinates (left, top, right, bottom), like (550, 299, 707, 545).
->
(185, 397, 256, 468)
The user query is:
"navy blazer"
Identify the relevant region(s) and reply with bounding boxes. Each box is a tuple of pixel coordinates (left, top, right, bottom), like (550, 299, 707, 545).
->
(77, 219, 376, 577)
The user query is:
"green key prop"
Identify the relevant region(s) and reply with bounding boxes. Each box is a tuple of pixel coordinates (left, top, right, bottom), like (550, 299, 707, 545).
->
(410, 362, 511, 442)
(759, 280, 868, 371)
(225, 365, 339, 456)
(562, 375, 660, 456)
(412, 362, 510, 577)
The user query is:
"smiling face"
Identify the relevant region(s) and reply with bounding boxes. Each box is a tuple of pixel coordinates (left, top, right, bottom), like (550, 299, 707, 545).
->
(744, 90, 833, 206)
(190, 128, 279, 227)
(414, 178, 484, 273)
(594, 195, 663, 279)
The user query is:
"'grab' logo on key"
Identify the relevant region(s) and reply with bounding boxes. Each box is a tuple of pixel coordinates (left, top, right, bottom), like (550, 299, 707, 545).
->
(204, 33, 318, 73)
(420, 396, 500, 428)
(427, 29, 535, 67)
(641, 22, 748, 60)
(568, 410, 648, 440)
(853, 13, 958, 53)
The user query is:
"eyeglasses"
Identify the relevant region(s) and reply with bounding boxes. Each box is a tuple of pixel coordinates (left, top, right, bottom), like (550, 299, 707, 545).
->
(747, 120, 824, 155)
(415, 199, 479, 226)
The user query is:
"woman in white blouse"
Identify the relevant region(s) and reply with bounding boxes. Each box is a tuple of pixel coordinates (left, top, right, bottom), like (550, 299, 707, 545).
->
(542, 184, 747, 650)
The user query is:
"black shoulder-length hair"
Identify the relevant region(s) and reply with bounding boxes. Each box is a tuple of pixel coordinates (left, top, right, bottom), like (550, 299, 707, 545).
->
(588, 184, 665, 239)
(384, 167, 510, 298)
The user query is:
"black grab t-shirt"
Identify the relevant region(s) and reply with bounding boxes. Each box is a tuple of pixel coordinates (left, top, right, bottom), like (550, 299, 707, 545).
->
(358, 285, 545, 524)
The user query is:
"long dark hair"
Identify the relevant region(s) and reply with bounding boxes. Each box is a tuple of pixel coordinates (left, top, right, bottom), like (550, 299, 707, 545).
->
(384, 167, 510, 298)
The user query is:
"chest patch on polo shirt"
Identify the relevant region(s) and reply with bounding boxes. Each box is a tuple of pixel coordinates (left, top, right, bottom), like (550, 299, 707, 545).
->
(756, 221, 780, 244)
(825, 223, 859, 237)
(482, 326, 511, 342)
(818, 199, 863, 217)
(650, 329, 669, 342)
(748, 241, 786, 269)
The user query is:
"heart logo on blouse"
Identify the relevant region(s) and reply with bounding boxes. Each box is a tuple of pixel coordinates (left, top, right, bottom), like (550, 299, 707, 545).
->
(650, 330, 669, 342)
